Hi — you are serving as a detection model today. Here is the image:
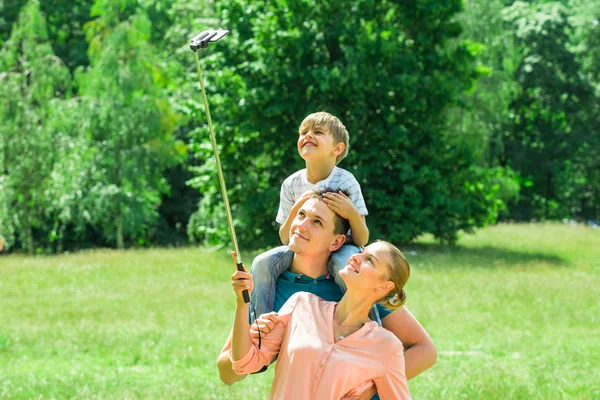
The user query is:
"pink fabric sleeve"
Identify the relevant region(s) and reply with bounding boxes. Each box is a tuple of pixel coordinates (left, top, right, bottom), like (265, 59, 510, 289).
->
(373, 341, 412, 400)
(230, 293, 301, 374)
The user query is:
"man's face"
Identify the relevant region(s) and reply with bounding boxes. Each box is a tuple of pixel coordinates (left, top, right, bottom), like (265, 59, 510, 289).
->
(297, 123, 342, 162)
(288, 198, 343, 256)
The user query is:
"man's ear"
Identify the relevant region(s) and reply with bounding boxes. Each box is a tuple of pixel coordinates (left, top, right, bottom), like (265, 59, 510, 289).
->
(333, 142, 345, 157)
(329, 233, 346, 252)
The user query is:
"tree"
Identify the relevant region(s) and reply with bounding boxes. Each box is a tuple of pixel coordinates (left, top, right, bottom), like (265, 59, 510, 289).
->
(0, 0, 72, 254)
(76, 0, 180, 249)
(187, 0, 509, 247)
(501, 1, 595, 220)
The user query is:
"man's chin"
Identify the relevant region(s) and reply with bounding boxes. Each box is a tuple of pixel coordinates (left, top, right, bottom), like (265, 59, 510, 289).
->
(288, 241, 302, 254)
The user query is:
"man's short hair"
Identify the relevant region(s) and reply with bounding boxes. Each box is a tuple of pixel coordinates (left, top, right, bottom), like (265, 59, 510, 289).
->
(310, 189, 350, 235)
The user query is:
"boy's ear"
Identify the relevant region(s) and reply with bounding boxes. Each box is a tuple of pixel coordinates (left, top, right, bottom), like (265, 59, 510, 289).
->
(329, 234, 346, 252)
(333, 142, 345, 157)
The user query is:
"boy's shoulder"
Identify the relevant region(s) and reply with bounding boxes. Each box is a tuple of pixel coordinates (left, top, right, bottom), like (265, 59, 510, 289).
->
(282, 168, 307, 186)
(331, 166, 357, 179)
(329, 166, 361, 187)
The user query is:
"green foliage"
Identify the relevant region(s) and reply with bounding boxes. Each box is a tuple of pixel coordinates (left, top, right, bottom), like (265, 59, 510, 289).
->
(76, 2, 181, 248)
(0, 0, 73, 254)
(501, 1, 597, 220)
(187, 0, 510, 246)
(1, 0, 599, 252)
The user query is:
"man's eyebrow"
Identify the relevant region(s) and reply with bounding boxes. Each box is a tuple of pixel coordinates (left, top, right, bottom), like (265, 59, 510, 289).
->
(313, 213, 326, 223)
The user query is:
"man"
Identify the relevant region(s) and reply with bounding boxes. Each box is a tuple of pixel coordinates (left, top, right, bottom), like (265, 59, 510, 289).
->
(217, 191, 436, 397)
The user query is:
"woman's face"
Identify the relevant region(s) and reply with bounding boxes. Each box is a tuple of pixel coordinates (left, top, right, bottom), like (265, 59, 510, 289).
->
(339, 242, 393, 293)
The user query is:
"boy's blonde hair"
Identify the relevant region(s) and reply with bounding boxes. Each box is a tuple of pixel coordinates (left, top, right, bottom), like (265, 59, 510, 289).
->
(299, 112, 349, 164)
(375, 240, 411, 310)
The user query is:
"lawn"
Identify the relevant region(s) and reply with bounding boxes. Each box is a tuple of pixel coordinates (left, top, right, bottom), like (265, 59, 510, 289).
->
(1, 223, 599, 399)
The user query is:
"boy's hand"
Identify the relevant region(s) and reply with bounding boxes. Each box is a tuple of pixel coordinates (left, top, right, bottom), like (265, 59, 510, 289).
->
(230, 251, 253, 303)
(250, 312, 279, 338)
(291, 191, 313, 212)
(323, 191, 359, 220)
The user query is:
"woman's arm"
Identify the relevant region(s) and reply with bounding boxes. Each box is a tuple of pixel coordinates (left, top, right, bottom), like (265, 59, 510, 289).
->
(381, 307, 437, 380)
(373, 342, 411, 399)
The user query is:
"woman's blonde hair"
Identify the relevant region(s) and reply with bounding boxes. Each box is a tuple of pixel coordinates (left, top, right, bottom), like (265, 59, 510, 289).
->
(376, 240, 411, 310)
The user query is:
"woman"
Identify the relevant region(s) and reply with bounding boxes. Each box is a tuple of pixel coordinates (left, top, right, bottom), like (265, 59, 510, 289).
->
(229, 240, 412, 399)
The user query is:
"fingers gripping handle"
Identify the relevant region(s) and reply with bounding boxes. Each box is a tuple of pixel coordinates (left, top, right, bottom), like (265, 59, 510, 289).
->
(237, 263, 250, 303)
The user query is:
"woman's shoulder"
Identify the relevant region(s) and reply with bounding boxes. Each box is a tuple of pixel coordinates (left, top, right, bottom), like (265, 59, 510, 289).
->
(287, 292, 337, 311)
(372, 325, 405, 352)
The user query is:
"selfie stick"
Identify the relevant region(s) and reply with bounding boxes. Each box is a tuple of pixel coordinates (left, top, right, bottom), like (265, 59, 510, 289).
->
(190, 29, 249, 303)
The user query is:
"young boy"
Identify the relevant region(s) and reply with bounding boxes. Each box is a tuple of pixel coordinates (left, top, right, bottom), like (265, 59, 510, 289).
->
(250, 111, 381, 321)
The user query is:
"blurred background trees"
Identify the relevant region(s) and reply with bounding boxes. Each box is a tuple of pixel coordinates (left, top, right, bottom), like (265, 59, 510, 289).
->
(0, 0, 598, 253)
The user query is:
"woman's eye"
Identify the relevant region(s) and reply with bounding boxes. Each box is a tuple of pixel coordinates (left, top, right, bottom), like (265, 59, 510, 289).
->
(298, 211, 305, 217)
(315, 220, 322, 226)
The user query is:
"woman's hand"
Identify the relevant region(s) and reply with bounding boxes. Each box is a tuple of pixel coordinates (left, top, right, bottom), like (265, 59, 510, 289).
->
(230, 251, 253, 303)
(250, 312, 279, 338)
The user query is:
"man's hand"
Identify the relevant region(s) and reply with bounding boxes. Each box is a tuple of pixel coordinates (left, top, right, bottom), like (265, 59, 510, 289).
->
(340, 383, 377, 400)
(230, 251, 253, 303)
(323, 191, 359, 220)
(250, 312, 279, 338)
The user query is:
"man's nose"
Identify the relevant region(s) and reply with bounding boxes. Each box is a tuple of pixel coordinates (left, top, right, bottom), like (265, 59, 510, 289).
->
(297, 218, 309, 230)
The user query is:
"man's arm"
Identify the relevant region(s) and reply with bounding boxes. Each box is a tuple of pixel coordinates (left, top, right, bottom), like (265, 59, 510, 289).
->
(217, 330, 247, 385)
(381, 307, 437, 380)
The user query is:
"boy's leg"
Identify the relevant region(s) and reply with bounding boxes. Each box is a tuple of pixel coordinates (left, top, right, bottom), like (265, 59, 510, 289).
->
(248, 245, 292, 321)
(330, 244, 382, 325)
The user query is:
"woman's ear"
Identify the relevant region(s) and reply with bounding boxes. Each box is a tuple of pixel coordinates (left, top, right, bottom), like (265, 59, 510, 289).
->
(375, 280, 394, 295)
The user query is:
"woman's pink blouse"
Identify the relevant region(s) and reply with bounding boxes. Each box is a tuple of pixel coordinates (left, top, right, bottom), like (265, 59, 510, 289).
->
(229, 292, 411, 399)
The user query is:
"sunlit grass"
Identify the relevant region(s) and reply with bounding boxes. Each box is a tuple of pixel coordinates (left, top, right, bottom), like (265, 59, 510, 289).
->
(1, 223, 598, 399)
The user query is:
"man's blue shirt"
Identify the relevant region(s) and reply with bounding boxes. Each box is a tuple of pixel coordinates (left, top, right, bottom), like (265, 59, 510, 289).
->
(274, 270, 393, 319)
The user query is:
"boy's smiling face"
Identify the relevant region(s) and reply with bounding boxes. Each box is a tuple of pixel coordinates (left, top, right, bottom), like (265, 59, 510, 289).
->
(297, 122, 345, 163)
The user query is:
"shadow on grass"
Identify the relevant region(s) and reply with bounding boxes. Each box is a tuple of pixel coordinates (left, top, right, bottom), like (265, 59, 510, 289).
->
(401, 243, 567, 269)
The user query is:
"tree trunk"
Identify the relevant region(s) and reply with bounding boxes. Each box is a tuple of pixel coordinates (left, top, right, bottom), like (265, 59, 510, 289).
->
(23, 201, 34, 255)
(116, 209, 124, 250)
(57, 222, 65, 254)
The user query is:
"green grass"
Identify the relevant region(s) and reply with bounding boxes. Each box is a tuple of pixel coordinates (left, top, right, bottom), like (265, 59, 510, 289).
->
(1, 223, 599, 399)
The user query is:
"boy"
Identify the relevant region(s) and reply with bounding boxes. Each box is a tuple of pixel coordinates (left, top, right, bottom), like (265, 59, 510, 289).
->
(250, 111, 381, 321)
